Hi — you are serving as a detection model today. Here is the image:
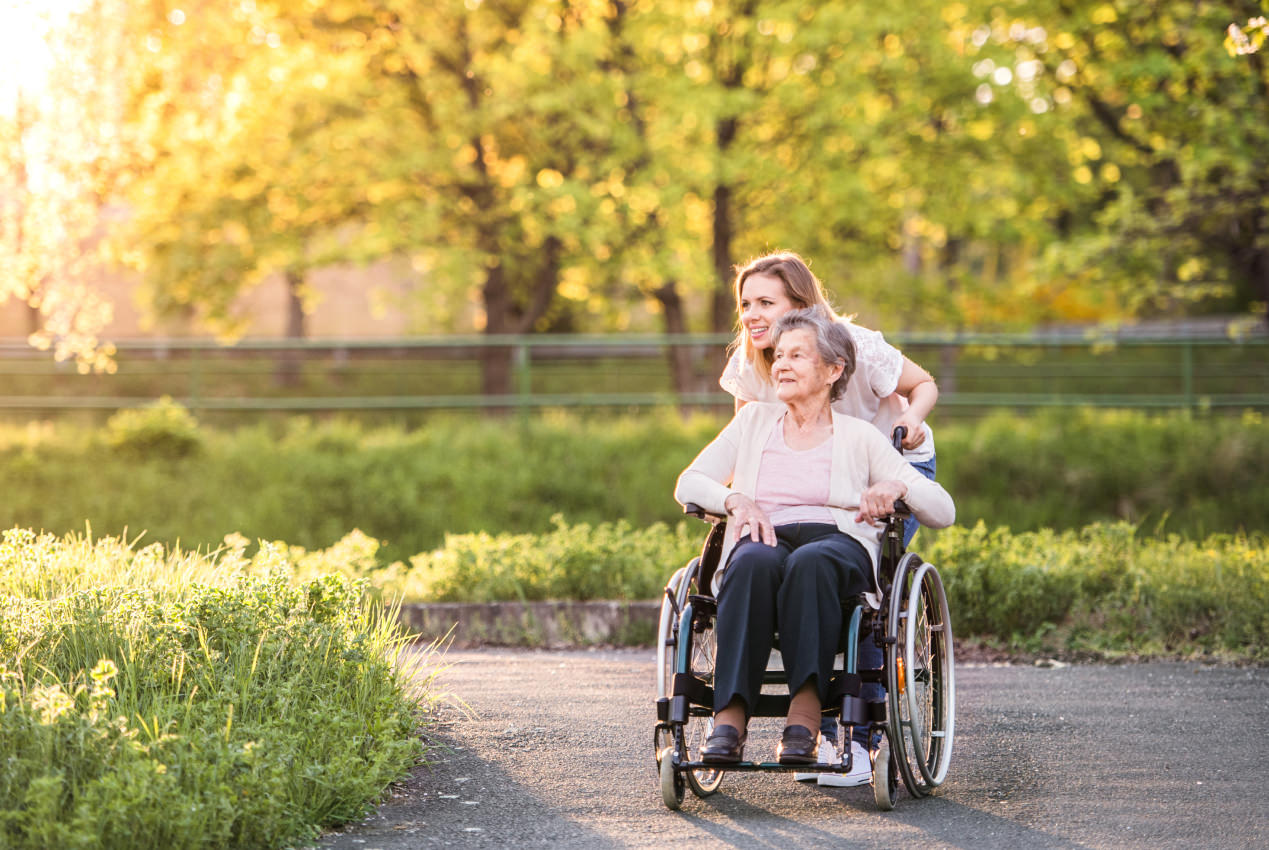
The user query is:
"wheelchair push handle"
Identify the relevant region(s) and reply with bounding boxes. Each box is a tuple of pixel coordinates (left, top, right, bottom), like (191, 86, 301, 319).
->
(682, 502, 727, 522)
(890, 426, 911, 517)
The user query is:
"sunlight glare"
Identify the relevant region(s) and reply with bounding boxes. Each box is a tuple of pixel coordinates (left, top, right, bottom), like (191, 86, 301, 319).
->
(0, 0, 82, 116)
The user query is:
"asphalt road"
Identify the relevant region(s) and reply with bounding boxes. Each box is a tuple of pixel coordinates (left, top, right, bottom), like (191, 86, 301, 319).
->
(315, 648, 1269, 850)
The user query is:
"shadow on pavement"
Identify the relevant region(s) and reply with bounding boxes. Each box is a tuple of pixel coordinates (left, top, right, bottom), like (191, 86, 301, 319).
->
(313, 726, 615, 849)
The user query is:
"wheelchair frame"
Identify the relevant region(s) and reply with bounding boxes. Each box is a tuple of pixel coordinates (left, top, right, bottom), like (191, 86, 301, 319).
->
(654, 489, 955, 811)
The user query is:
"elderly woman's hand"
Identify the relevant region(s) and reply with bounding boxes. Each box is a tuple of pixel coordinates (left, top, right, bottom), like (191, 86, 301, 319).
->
(723, 493, 777, 546)
(856, 480, 908, 526)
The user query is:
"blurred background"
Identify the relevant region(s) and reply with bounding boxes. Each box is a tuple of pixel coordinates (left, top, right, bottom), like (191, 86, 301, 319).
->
(1, 0, 1266, 419)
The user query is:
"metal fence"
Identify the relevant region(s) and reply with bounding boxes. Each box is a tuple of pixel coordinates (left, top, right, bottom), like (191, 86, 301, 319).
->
(0, 328, 1266, 416)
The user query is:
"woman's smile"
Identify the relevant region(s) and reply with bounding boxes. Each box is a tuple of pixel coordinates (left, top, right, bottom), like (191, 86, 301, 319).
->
(772, 328, 839, 403)
(739, 274, 796, 351)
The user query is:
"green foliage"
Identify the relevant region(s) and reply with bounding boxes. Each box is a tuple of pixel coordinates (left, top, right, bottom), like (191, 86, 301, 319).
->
(0, 410, 1265, 567)
(933, 408, 1269, 537)
(403, 514, 700, 603)
(0, 529, 432, 850)
(104, 397, 203, 458)
(925, 522, 1269, 661)
(969, 0, 1269, 318)
(16, 0, 1268, 391)
(382, 516, 1268, 660)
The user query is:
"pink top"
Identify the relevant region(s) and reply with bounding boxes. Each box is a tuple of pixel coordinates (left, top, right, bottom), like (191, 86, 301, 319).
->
(753, 415, 835, 527)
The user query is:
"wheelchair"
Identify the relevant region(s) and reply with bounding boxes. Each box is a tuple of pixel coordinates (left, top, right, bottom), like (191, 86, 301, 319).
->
(653, 434, 955, 811)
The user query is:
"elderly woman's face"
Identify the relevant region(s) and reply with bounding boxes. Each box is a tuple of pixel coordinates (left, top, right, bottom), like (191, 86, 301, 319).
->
(739, 274, 796, 351)
(772, 328, 841, 404)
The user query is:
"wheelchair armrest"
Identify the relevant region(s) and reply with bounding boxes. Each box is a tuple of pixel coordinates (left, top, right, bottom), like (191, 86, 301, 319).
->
(682, 502, 727, 523)
(891, 498, 912, 518)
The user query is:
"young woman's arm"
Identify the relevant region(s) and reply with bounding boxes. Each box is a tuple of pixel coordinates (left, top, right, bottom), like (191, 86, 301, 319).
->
(892, 357, 938, 449)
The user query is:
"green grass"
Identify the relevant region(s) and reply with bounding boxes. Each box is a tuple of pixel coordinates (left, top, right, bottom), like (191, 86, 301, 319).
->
(0, 528, 436, 850)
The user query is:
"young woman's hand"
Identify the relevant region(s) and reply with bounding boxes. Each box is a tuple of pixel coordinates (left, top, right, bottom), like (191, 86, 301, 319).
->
(723, 493, 776, 546)
(892, 410, 927, 449)
(856, 480, 908, 526)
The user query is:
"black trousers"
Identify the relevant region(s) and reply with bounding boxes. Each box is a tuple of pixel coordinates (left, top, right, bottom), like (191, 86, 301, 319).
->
(712, 523, 872, 717)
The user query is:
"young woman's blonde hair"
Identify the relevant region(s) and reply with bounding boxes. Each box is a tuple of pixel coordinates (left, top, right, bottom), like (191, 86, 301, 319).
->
(728, 251, 844, 384)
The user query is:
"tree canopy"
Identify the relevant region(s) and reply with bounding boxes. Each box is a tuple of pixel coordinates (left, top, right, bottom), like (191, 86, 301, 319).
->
(5, 1, 1267, 382)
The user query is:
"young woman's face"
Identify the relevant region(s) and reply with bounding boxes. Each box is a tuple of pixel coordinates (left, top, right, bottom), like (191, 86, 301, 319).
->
(772, 327, 840, 404)
(738, 274, 797, 351)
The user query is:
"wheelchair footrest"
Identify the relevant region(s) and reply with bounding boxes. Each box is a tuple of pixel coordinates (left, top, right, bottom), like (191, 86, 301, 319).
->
(674, 759, 863, 774)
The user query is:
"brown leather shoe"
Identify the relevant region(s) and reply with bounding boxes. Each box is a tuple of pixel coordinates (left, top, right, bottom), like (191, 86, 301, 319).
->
(777, 724, 820, 765)
(700, 724, 747, 763)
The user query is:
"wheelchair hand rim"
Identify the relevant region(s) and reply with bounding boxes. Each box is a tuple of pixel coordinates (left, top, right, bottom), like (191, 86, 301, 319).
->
(901, 561, 955, 789)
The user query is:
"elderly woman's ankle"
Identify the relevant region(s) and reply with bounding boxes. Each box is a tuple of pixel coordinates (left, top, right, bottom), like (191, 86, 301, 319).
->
(787, 683, 821, 732)
(715, 701, 747, 732)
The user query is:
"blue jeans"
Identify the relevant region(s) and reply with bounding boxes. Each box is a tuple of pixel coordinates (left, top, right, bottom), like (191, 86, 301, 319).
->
(902, 455, 938, 548)
(824, 454, 938, 748)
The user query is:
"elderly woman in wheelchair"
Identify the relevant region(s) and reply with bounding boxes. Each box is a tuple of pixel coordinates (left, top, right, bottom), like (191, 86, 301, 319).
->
(663, 305, 955, 808)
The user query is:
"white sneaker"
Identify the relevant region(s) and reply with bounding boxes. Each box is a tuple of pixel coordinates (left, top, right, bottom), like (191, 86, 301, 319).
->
(793, 739, 840, 782)
(817, 741, 871, 787)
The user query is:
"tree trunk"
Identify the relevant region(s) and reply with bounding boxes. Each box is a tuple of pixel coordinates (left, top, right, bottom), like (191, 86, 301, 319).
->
(480, 261, 514, 403)
(653, 280, 699, 405)
(710, 115, 738, 336)
(1251, 244, 1269, 329)
(274, 268, 306, 388)
(479, 238, 562, 414)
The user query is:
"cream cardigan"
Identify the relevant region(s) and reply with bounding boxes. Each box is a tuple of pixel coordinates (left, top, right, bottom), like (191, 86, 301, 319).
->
(674, 402, 955, 607)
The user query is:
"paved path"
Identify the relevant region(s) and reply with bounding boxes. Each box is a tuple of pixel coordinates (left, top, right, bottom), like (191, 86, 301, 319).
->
(315, 648, 1268, 849)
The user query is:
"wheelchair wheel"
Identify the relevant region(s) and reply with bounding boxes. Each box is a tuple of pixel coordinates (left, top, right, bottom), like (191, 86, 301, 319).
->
(660, 746, 686, 810)
(681, 617, 724, 798)
(656, 565, 690, 707)
(656, 560, 724, 798)
(871, 739, 899, 811)
(885, 553, 955, 797)
(655, 564, 692, 770)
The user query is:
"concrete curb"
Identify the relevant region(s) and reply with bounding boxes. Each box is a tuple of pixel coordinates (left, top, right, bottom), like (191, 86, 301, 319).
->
(398, 601, 661, 648)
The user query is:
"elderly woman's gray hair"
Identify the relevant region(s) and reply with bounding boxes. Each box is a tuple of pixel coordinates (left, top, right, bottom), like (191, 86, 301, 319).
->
(771, 306, 856, 401)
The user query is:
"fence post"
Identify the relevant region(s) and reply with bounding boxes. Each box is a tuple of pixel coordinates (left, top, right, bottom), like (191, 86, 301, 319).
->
(189, 345, 203, 416)
(514, 341, 531, 412)
(1181, 339, 1194, 412)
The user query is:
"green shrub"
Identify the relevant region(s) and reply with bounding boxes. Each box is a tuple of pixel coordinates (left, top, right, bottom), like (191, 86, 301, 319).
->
(0, 528, 433, 850)
(923, 521, 1269, 660)
(104, 397, 203, 458)
(401, 514, 700, 602)
(932, 408, 1269, 537)
(0, 408, 1265, 563)
(379, 516, 1269, 661)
